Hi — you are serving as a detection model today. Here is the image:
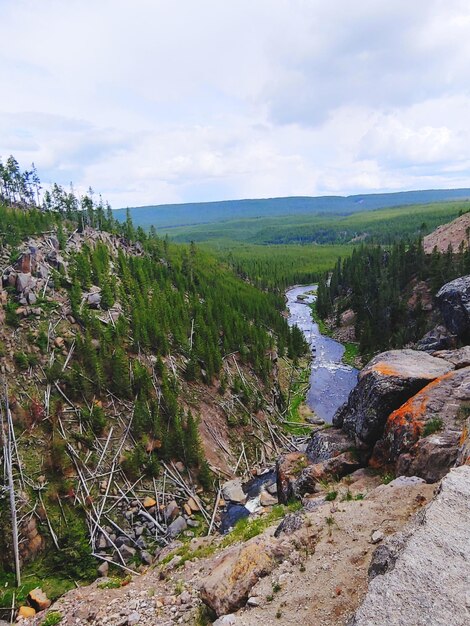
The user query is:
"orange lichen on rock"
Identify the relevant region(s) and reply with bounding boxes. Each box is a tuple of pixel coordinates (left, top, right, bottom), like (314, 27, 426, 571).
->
(369, 363, 401, 377)
(386, 371, 455, 438)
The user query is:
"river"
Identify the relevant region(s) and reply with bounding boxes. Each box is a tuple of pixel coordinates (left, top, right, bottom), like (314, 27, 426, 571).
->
(286, 284, 358, 423)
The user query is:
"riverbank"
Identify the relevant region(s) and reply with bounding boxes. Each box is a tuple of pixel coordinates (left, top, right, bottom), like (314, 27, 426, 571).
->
(285, 285, 358, 423)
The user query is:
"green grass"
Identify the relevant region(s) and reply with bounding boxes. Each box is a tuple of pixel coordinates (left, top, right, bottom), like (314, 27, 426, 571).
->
(342, 342, 359, 367)
(422, 418, 444, 437)
(41, 612, 63, 626)
(158, 502, 302, 570)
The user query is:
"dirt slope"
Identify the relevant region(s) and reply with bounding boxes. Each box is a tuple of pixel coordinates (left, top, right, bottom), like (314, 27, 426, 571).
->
(423, 212, 470, 253)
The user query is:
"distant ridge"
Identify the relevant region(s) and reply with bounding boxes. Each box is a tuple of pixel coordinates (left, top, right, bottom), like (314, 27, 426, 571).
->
(115, 188, 470, 229)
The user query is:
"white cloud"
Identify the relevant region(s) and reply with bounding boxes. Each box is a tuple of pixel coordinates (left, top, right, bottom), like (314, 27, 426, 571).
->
(1, 0, 470, 206)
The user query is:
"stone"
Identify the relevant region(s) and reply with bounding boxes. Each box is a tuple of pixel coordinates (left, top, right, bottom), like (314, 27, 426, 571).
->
(213, 616, 237, 626)
(54, 336, 64, 348)
(334, 349, 454, 446)
(222, 478, 246, 504)
(27, 291, 37, 305)
(27, 587, 51, 611)
(432, 345, 470, 369)
(247, 596, 262, 606)
(306, 428, 356, 463)
(200, 537, 278, 616)
(370, 530, 384, 544)
(18, 606, 36, 618)
(174, 461, 185, 472)
(436, 274, 470, 342)
(119, 544, 136, 561)
(141, 550, 153, 565)
(277, 449, 361, 503)
(183, 503, 192, 516)
(266, 482, 278, 495)
(276, 452, 309, 504)
(187, 496, 200, 512)
(86, 291, 101, 308)
(349, 466, 470, 626)
(274, 512, 304, 537)
(259, 490, 278, 506)
(371, 367, 470, 482)
(456, 416, 470, 467)
(187, 518, 199, 528)
(143, 496, 156, 508)
(416, 325, 457, 352)
(167, 515, 187, 538)
(127, 611, 140, 625)
(97, 561, 109, 577)
(164, 499, 180, 522)
(16, 272, 33, 293)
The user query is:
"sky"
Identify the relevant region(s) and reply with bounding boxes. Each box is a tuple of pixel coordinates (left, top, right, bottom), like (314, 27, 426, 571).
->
(1, 0, 470, 208)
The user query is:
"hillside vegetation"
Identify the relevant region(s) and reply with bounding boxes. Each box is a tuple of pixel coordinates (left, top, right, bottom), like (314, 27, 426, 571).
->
(116, 188, 470, 229)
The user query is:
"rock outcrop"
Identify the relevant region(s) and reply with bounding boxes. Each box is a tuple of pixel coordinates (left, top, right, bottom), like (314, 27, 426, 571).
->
(371, 367, 470, 482)
(276, 449, 361, 503)
(199, 529, 313, 617)
(348, 465, 470, 626)
(333, 350, 454, 446)
(436, 274, 470, 342)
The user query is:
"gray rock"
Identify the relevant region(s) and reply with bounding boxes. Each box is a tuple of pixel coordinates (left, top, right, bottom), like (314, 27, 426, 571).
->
(187, 519, 199, 528)
(306, 428, 355, 463)
(213, 615, 237, 626)
(370, 530, 384, 544)
(222, 478, 246, 504)
(127, 611, 140, 625)
(97, 561, 109, 577)
(115, 535, 131, 547)
(432, 345, 470, 368)
(164, 499, 180, 522)
(87, 291, 101, 308)
(274, 512, 304, 537)
(416, 325, 457, 352)
(119, 544, 136, 562)
(436, 274, 470, 342)
(16, 272, 33, 293)
(334, 349, 454, 446)
(167, 515, 187, 538)
(140, 550, 153, 565)
(350, 466, 470, 626)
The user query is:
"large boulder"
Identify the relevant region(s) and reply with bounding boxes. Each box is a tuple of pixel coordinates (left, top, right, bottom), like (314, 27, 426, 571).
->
(199, 537, 278, 616)
(305, 428, 355, 462)
(416, 325, 457, 352)
(436, 274, 470, 342)
(348, 466, 470, 626)
(276, 450, 361, 503)
(333, 350, 454, 446)
(371, 367, 470, 482)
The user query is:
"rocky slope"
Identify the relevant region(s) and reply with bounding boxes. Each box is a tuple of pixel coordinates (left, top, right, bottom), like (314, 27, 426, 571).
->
(423, 211, 470, 253)
(18, 472, 435, 626)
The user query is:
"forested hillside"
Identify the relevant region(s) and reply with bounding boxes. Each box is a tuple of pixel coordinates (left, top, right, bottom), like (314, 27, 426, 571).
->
(316, 239, 470, 357)
(116, 188, 470, 229)
(0, 157, 308, 604)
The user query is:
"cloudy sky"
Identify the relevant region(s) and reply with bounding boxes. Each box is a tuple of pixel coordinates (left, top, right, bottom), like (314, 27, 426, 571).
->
(1, 0, 470, 207)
